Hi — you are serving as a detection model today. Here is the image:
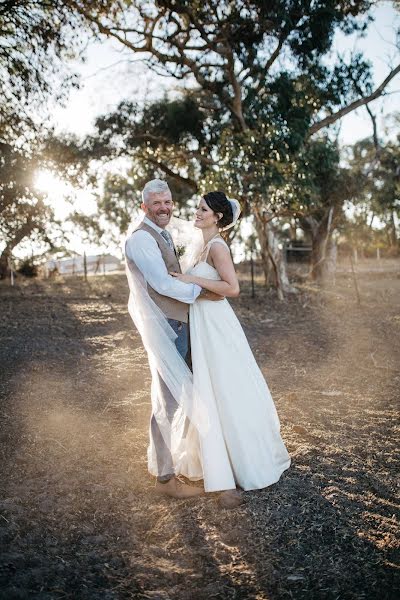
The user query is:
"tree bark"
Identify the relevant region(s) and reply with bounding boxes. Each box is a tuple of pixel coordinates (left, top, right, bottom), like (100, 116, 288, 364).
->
(0, 246, 12, 280)
(310, 230, 337, 286)
(254, 209, 297, 300)
(303, 207, 337, 286)
(253, 212, 272, 286)
(389, 210, 398, 250)
(0, 213, 39, 279)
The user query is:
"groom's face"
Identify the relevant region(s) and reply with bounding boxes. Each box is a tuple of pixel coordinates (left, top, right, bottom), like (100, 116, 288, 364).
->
(142, 192, 174, 229)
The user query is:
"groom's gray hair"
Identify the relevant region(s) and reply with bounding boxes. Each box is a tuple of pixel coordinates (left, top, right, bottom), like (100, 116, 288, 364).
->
(142, 179, 171, 204)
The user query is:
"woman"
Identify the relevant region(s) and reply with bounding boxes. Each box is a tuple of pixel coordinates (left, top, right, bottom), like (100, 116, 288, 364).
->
(171, 191, 290, 506)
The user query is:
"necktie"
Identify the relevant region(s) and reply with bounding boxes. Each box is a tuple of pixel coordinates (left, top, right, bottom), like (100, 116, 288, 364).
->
(161, 230, 174, 250)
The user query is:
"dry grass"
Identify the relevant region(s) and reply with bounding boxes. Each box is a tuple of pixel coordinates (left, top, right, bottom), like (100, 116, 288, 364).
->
(0, 261, 399, 599)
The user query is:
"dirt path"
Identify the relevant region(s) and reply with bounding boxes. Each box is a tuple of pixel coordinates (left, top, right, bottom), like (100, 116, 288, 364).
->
(0, 266, 399, 599)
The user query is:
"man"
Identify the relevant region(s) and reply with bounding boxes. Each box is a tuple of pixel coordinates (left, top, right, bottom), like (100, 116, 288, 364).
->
(125, 179, 218, 498)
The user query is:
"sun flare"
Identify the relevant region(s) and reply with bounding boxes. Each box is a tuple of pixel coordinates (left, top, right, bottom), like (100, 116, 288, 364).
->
(35, 169, 70, 198)
(34, 169, 98, 222)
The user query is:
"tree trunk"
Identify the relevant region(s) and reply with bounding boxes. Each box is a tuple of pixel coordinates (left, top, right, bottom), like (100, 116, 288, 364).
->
(389, 210, 398, 250)
(0, 215, 38, 279)
(310, 229, 328, 283)
(254, 209, 297, 300)
(289, 219, 297, 242)
(310, 231, 337, 285)
(307, 207, 337, 286)
(301, 206, 337, 286)
(0, 246, 12, 280)
(254, 214, 272, 286)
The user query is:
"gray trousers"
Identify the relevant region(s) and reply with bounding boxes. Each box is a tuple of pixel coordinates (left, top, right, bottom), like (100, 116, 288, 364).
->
(150, 319, 190, 482)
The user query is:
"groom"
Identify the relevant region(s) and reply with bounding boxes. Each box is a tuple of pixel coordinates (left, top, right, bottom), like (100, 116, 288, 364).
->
(125, 178, 219, 498)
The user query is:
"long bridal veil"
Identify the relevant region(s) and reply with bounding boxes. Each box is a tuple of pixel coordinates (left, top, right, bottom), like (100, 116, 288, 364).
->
(124, 212, 207, 477)
(167, 215, 204, 272)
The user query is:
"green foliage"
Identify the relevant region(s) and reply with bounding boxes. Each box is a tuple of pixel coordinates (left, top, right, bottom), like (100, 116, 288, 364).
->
(343, 129, 400, 252)
(297, 139, 342, 207)
(99, 174, 139, 234)
(70, 171, 141, 246)
(0, 1, 84, 141)
(0, 2, 90, 272)
(0, 142, 53, 277)
(57, 1, 399, 272)
(142, 97, 205, 147)
(77, 0, 385, 223)
(41, 133, 92, 186)
(87, 95, 208, 222)
(92, 96, 204, 156)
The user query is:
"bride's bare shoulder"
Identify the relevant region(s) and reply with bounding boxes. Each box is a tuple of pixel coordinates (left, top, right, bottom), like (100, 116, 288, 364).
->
(209, 237, 230, 251)
(208, 239, 232, 264)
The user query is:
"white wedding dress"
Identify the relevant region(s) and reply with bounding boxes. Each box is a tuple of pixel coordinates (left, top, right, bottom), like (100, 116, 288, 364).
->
(180, 238, 291, 492)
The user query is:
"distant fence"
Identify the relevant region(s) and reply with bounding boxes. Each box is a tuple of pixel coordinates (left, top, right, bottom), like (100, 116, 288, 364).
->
(45, 254, 123, 277)
(283, 242, 312, 263)
(4, 245, 391, 290)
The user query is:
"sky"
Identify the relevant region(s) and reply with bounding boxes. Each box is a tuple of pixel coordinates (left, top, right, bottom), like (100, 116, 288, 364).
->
(32, 1, 400, 260)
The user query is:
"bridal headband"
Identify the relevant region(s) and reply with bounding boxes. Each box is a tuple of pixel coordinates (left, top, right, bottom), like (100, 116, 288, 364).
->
(221, 198, 241, 231)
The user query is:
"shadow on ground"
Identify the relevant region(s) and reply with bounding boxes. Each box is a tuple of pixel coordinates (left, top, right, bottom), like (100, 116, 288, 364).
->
(0, 269, 399, 599)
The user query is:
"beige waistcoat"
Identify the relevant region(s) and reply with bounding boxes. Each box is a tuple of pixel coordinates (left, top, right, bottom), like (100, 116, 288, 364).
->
(126, 221, 189, 323)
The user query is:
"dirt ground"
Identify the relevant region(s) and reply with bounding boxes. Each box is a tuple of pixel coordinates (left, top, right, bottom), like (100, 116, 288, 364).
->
(0, 260, 399, 599)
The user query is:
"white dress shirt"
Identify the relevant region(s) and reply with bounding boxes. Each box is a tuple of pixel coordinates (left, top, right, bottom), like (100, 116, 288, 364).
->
(126, 216, 201, 304)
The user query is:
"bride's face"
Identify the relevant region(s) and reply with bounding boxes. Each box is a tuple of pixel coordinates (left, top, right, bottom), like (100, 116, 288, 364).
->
(195, 198, 220, 229)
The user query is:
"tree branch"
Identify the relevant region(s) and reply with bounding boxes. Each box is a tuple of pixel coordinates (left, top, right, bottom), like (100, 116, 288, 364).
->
(309, 63, 400, 136)
(71, 3, 246, 129)
(142, 155, 198, 191)
(225, 44, 248, 130)
(365, 103, 381, 158)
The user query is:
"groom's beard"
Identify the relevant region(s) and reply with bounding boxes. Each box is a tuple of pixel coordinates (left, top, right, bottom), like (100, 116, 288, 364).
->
(146, 209, 172, 229)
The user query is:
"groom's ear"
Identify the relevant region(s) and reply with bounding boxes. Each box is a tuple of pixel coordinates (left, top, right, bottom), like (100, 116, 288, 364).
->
(141, 202, 147, 213)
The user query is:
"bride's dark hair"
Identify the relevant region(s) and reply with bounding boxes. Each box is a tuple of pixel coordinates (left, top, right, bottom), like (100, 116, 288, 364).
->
(203, 191, 233, 229)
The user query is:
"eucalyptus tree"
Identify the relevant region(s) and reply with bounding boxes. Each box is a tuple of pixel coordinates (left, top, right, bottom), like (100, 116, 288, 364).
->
(0, 142, 51, 278)
(70, 0, 400, 293)
(0, 131, 91, 279)
(344, 133, 400, 254)
(78, 95, 206, 240)
(296, 138, 356, 284)
(0, 0, 85, 141)
(0, 1, 88, 275)
(369, 144, 400, 252)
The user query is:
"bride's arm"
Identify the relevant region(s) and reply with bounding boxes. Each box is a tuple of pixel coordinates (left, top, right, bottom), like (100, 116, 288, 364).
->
(171, 244, 240, 298)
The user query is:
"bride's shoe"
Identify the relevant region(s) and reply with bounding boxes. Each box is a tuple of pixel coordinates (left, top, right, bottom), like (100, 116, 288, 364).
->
(218, 489, 244, 509)
(154, 476, 204, 499)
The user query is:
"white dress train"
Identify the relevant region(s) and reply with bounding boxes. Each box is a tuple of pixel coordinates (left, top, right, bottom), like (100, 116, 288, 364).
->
(180, 238, 291, 492)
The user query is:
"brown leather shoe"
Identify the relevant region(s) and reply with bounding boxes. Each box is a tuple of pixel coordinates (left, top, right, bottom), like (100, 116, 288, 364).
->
(155, 476, 204, 499)
(218, 489, 244, 509)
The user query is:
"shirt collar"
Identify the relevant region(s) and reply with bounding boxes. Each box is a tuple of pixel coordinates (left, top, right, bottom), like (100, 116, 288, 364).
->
(143, 215, 164, 235)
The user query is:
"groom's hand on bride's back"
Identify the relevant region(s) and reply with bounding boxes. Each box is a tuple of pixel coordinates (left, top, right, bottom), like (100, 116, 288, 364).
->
(199, 289, 225, 301)
(169, 271, 224, 301)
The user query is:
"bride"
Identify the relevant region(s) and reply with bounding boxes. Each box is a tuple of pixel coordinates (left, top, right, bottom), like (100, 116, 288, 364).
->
(171, 191, 291, 506)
